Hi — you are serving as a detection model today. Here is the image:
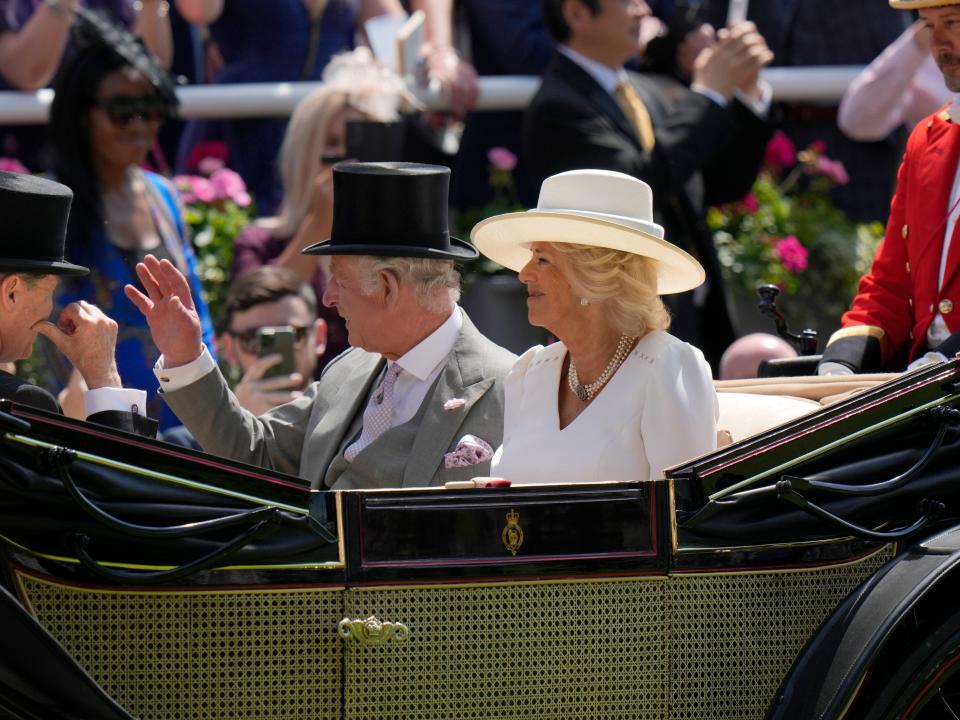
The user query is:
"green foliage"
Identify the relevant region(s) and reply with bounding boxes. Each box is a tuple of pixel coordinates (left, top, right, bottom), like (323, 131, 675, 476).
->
(708, 133, 884, 332)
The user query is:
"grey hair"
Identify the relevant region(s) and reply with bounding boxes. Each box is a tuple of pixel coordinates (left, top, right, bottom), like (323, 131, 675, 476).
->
(352, 256, 461, 314)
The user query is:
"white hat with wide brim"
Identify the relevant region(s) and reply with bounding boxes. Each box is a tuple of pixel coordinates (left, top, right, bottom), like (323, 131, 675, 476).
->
(470, 169, 705, 295)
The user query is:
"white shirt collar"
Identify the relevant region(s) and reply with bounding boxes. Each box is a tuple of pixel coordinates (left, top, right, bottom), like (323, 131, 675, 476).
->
(558, 45, 625, 95)
(389, 306, 463, 382)
(950, 98, 960, 123)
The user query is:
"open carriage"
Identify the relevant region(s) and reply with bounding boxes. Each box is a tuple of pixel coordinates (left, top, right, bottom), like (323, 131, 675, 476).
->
(3, 355, 960, 719)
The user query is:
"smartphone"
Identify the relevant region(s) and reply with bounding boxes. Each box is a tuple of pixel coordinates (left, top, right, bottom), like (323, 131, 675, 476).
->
(256, 326, 297, 380)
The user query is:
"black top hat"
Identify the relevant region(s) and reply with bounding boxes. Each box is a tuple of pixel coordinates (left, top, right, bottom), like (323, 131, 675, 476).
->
(0, 172, 88, 277)
(303, 162, 478, 261)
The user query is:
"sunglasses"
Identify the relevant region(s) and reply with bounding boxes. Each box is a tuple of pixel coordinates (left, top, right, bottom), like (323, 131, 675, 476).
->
(228, 324, 310, 354)
(93, 95, 170, 127)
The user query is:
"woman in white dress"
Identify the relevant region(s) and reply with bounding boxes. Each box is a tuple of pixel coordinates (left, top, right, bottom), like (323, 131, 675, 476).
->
(471, 169, 718, 484)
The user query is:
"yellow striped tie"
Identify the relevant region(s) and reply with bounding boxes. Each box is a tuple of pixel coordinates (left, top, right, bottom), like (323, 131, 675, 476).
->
(615, 79, 656, 153)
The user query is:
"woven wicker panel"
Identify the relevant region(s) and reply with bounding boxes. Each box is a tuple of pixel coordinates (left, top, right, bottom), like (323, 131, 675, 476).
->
(343, 548, 895, 720)
(666, 547, 896, 720)
(343, 580, 670, 720)
(19, 575, 344, 720)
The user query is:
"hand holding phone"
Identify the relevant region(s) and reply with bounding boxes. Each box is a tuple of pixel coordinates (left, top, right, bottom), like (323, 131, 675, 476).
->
(257, 326, 297, 380)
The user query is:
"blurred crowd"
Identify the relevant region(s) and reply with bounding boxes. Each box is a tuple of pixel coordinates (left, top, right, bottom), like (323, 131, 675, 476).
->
(0, 0, 938, 428)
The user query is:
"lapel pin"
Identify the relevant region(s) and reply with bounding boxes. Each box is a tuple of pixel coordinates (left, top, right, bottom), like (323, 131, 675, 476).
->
(443, 398, 466, 411)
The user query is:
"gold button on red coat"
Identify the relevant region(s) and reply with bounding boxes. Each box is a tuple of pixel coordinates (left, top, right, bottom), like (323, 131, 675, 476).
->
(940, 299, 954, 314)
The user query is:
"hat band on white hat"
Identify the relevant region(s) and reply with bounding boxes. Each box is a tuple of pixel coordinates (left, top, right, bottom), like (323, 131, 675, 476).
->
(534, 207, 665, 240)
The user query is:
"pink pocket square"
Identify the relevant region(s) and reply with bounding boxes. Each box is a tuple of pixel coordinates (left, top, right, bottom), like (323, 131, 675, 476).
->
(444, 434, 494, 469)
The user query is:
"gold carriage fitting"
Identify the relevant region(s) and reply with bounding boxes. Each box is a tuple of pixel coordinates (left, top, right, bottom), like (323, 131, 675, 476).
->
(2, 358, 960, 719)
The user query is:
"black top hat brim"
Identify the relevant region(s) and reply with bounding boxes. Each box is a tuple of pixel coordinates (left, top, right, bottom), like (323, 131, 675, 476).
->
(303, 235, 478, 261)
(0, 258, 90, 277)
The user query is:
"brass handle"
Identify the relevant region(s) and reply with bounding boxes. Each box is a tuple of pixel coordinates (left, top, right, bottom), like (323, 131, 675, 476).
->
(338, 616, 409, 646)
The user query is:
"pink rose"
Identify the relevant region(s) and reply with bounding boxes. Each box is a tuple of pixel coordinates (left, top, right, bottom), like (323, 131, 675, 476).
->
(210, 168, 247, 203)
(0, 157, 29, 174)
(741, 192, 759, 213)
(487, 146, 518, 172)
(815, 156, 850, 186)
(764, 131, 796, 168)
(197, 156, 226, 176)
(191, 177, 217, 204)
(775, 235, 809, 273)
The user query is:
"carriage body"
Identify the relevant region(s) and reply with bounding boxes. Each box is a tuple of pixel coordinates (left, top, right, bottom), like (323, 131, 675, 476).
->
(4, 360, 960, 719)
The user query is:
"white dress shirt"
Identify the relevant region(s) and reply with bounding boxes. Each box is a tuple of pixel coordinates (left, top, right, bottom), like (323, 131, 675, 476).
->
(153, 307, 464, 430)
(84, 387, 148, 418)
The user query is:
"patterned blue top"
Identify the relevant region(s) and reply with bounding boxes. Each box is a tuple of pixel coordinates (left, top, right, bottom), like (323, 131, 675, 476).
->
(55, 170, 216, 430)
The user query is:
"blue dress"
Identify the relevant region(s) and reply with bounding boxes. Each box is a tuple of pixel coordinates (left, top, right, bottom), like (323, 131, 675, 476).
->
(55, 171, 217, 431)
(176, 0, 359, 213)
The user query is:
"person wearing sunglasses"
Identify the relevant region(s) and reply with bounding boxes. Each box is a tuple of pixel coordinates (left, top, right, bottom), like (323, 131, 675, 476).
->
(46, 17, 217, 430)
(220, 266, 327, 417)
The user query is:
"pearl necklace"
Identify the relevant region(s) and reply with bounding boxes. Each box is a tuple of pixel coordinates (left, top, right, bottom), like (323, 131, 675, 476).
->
(567, 335, 634, 402)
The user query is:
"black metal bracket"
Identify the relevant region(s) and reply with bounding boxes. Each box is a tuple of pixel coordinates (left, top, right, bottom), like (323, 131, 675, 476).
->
(776, 479, 944, 541)
(757, 284, 819, 356)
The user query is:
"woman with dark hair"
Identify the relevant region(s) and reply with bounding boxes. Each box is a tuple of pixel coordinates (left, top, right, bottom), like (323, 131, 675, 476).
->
(48, 20, 215, 429)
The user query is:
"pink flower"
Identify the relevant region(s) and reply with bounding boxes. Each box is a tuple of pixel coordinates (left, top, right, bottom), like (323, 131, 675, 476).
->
(197, 156, 225, 176)
(487, 146, 518, 172)
(775, 235, 809, 273)
(815, 156, 850, 186)
(183, 140, 229, 172)
(809, 140, 827, 154)
(741, 192, 759, 213)
(0, 157, 29, 174)
(210, 168, 248, 203)
(764, 131, 796, 168)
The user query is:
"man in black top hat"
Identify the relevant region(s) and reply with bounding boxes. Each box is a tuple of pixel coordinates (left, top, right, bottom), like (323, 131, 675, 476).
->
(0, 171, 155, 436)
(128, 162, 516, 489)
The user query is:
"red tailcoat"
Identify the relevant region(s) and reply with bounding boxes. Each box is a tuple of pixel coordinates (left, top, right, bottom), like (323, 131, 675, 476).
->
(829, 105, 960, 369)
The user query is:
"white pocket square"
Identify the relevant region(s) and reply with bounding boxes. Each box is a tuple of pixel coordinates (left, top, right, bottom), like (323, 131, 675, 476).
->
(444, 434, 494, 469)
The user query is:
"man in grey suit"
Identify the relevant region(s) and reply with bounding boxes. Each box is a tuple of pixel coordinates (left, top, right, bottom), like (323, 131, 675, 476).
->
(126, 163, 517, 490)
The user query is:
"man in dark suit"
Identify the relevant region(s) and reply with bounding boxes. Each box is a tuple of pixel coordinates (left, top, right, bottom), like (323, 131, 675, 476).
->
(0, 171, 155, 435)
(525, 0, 774, 369)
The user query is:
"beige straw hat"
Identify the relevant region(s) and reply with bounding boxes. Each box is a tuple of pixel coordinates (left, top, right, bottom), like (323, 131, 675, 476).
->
(470, 169, 705, 295)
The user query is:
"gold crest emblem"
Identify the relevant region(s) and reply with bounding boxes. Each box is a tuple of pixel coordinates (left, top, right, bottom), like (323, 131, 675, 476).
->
(501, 509, 524, 556)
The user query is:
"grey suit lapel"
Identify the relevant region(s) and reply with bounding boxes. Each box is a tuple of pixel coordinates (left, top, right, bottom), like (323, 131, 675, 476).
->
(401, 318, 496, 488)
(304, 351, 383, 484)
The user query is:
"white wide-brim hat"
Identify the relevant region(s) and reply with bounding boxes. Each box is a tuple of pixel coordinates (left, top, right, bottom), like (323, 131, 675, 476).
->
(470, 169, 705, 295)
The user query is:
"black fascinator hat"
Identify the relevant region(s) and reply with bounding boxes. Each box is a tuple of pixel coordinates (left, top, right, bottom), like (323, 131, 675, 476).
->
(70, 5, 179, 109)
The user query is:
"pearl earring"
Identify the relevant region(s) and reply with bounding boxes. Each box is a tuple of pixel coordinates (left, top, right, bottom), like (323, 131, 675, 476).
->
(580, 297, 589, 306)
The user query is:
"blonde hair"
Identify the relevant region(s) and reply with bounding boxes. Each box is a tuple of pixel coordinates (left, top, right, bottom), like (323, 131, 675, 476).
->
(551, 243, 670, 337)
(353, 256, 461, 314)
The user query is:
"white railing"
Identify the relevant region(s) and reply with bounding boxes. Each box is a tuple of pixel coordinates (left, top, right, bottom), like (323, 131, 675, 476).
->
(0, 66, 862, 124)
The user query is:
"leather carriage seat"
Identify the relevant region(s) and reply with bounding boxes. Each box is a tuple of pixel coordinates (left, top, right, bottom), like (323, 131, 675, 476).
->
(714, 373, 898, 445)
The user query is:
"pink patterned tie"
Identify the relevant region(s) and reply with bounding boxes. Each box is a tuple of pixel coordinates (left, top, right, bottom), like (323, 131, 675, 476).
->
(344, 363, 403, 462)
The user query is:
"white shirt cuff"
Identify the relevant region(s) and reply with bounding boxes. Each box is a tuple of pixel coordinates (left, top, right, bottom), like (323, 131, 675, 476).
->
(734, 80, 772, 117)
(84, 387, 148, 417)
(153, 347, 217, 392)
(692, 84, 727, 108)
(817, 361, 855, 376)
